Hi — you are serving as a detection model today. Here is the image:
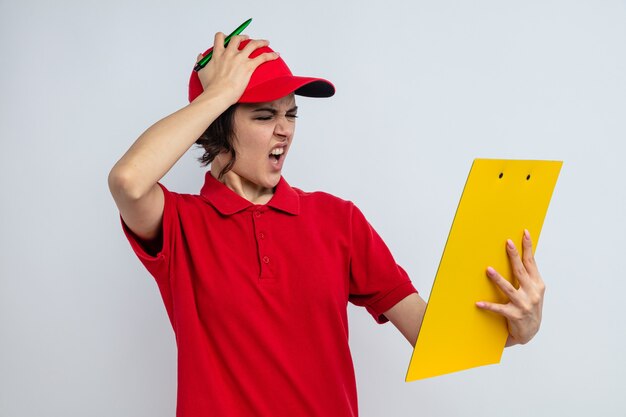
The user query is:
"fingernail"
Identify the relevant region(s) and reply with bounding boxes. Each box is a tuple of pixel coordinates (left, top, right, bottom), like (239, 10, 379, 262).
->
(507, 239, 515, 250)
(524, 229, 530, 240)
(486, 266, 496, 276)
(476, 301, 485, 308)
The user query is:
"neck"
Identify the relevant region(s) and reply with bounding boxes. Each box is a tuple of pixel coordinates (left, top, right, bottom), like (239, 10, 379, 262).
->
(211, 168, 275, 205)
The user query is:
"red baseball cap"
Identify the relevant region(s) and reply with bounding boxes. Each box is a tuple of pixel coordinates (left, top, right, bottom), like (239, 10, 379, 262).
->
(188, 39, 335, 103)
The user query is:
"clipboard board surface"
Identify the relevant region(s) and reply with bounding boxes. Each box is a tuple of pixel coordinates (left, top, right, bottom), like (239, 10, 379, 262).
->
(405, 159, 562, 381)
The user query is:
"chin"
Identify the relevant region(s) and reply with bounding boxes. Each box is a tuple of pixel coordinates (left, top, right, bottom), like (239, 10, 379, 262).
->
(239, 172, 281, 191)
(262, 173, 281, 189)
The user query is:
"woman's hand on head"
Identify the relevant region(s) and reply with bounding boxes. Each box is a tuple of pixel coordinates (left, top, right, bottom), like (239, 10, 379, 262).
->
(195, 33, 279, 105)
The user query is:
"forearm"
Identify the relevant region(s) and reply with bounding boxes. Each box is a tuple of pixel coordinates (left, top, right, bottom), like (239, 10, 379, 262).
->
(388, 295, 522, 349)
(110, 93, 231, 198)
(384, 293, 428, 348)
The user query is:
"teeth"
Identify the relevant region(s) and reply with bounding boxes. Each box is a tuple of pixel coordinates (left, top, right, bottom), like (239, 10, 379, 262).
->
(270, 148, 284, 156)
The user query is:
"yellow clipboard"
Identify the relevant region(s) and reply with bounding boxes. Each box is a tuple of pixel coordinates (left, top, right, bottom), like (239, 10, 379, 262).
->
(405, 159, 562, 381)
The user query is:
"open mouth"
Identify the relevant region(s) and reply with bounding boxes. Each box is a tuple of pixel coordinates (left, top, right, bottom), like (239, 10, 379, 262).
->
(269, 147, 285, 163)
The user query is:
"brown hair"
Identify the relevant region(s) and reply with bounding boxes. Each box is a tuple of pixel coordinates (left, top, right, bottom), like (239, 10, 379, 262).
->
(195, 104, 238, 181)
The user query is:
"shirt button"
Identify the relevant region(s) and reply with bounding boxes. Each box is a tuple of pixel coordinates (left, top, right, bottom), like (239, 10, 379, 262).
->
(254, 210, 262, 218)
(259, 232, 265, 239)
(262, 256, 270, 264)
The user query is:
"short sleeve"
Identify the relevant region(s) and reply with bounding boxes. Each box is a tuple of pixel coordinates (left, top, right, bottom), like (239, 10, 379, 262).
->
(119, 182, 177, 321)
(348, 203, 418, 324)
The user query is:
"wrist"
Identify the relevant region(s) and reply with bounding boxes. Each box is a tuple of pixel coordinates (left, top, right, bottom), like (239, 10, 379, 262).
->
(193, 88, 233, 107)
(194, 82, 242, 107)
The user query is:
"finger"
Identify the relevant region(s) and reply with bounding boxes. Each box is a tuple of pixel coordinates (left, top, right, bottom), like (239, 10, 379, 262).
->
(225, 34, 250, 52)
(506, 239, 531, 288)
(250, 50, 280, 67)
(486, 266, 518, 300)
(196, 53, 204, 63)
(213, 32, 226, 55)
(522, 229, 540, 277)
(475, 300, 515, 320)
(239, 38, 270, 57)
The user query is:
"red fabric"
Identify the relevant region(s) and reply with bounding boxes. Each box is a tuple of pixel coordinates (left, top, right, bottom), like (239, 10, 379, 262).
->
(120, 172, 418, 417)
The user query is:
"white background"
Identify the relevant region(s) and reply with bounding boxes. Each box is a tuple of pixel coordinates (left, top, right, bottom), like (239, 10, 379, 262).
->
(1, 1, 624, 416)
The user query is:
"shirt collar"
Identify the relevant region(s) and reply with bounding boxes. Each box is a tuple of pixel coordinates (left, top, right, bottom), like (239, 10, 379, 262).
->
(199, 171, 300, 216)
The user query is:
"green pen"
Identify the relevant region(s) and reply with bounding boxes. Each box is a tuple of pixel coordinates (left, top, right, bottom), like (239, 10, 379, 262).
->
(193, 18, 253, 72)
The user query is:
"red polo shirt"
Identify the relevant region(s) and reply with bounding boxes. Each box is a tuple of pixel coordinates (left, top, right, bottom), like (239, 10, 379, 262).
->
(120, 171, 418, 417)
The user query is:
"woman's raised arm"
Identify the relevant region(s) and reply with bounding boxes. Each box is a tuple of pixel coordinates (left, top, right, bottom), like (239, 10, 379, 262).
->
(108, 35, 278, 243)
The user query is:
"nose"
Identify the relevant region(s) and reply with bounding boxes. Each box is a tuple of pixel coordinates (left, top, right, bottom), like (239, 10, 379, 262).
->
(274, 115, 294, 139)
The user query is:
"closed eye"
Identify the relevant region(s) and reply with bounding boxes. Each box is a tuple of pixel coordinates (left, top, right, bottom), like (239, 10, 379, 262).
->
(251, 105, 298, 121)
(254, 114, 298, 121)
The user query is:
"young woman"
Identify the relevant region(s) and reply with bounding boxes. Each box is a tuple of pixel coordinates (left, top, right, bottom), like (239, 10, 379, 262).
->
(108, 33, 546, 417)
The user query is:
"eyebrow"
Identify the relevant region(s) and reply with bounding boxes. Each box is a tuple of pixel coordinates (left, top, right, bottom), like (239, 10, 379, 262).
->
(251, 106, 298, 114)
